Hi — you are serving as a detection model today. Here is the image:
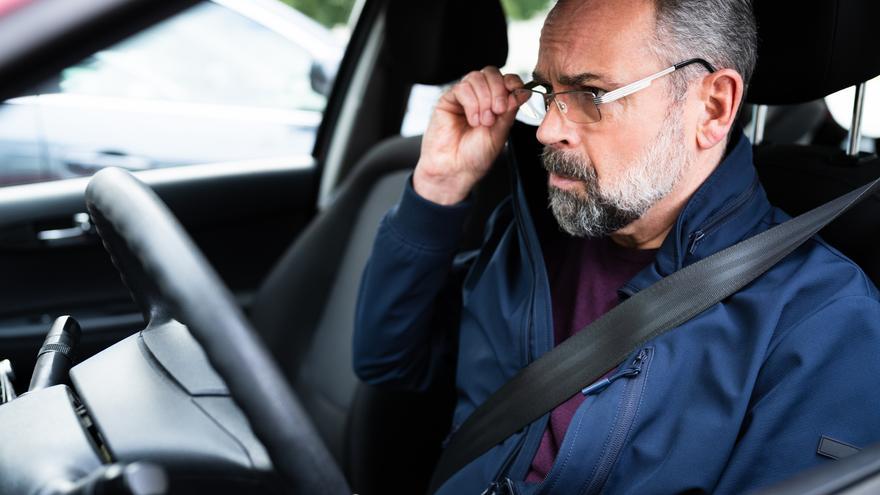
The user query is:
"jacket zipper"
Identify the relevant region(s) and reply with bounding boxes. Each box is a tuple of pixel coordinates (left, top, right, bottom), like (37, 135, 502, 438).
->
(484, 432, 529, 495)
(512, 186, 546, 367)
(580, 349, 647, 396)
(688, 176, 759, 255)
(582, 348, 653, 494)
(482, 477, 519, 495)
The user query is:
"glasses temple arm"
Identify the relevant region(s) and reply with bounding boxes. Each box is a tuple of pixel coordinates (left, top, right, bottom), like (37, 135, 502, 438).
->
(674, 58, 717, 73)
(596, 66, 676, 104)
(595, 58, 718, 105)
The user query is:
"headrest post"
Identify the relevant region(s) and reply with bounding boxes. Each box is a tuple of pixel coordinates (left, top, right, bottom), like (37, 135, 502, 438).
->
(847, 82, 867, 156)
(752, 105, 768, 145)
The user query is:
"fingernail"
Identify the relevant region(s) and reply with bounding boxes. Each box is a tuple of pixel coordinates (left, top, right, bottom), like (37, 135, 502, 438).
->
(482, 110, 494, 126)
(494, 97, 506, 113)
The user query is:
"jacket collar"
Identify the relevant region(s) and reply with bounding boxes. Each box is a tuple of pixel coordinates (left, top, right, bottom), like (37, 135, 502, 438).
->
(508, 125, 772, 297)
(621, 131, 772, 295)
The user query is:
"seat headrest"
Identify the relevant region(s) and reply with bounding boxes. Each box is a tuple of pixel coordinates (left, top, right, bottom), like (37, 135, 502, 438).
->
(747, 0, 880, 105)
(386, 0, 508, 86)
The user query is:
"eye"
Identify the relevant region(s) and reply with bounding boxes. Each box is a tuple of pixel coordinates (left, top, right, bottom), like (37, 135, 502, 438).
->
(583, 86, 606, 97)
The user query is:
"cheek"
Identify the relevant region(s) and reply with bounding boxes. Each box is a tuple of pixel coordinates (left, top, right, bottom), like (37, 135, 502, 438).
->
(593, 128, 657, 178)
(578, 139, 616, 184)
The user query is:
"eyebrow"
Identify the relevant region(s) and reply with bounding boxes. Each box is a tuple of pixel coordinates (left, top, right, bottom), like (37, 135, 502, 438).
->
(531, 70, 614, 87)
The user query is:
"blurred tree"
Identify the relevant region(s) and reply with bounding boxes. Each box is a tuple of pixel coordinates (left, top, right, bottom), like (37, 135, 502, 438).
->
(278, 0, 553, 27)
(277, 0, 355, 28)
(501, 0, 552, 19)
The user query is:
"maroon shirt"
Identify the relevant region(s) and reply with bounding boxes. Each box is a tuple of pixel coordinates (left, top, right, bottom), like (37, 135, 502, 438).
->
(526, 235, 657, 483)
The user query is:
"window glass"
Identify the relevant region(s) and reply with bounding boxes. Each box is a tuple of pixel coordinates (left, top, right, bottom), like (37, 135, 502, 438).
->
(0, 0, 361, 187)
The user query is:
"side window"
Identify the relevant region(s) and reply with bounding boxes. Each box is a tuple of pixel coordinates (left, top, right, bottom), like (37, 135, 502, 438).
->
(401, 1, 549, 137)
(0, 0, 359, 187)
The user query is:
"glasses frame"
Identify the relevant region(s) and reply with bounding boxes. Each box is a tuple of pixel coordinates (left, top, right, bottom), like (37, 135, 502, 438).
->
(519, 58, 717, 124)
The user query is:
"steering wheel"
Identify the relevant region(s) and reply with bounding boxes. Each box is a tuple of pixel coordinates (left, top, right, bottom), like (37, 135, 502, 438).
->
(84, 167, 350, 494)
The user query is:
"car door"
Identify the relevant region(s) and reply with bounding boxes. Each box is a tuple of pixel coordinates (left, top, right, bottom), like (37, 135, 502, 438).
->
(0, 0, 362, 388)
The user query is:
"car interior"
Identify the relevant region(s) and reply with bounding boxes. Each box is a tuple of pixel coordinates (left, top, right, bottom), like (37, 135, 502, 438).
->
(0, 0, 879, 494)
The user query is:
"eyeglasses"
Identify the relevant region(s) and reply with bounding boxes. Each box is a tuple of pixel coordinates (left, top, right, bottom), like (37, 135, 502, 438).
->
(514, 58, 716, 125)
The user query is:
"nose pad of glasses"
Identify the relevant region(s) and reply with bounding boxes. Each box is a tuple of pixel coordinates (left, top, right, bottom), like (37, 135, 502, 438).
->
(515, 92, 547, 126)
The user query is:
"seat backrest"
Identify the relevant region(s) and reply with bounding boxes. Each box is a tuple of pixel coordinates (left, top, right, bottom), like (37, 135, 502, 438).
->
(249, 1, 510, 492)
(249, 135, 420, 460)
(250, 131, 512, 490)
(748, 0, 880, 284)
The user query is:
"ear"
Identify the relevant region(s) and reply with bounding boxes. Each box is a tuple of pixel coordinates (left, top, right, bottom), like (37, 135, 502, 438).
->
(695, 68, 745, 150)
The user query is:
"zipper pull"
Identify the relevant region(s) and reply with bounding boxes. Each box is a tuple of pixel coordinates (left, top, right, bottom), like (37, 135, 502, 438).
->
(481, 482, 499, 495)
(481, 479, 516, 495)
(688, 231, 706, 254)
(633, 348, 648, 365)
(582, 349, 648, 396)
(581, 368, 640, 396)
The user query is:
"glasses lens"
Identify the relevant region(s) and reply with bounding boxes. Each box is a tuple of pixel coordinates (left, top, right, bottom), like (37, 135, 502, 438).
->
(557, 92, 601, 124)
(514, 89, 548, 126)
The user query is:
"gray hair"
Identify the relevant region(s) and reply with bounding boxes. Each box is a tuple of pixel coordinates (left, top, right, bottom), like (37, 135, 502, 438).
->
(650, 0, 758, 100)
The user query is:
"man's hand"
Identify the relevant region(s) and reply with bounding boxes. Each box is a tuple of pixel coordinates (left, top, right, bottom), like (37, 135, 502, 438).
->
(413, 66, 528, 205)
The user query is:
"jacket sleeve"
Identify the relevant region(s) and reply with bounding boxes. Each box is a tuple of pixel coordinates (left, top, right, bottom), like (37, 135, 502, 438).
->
(352, 175, 474, 392)
(713, 293, 880, 494)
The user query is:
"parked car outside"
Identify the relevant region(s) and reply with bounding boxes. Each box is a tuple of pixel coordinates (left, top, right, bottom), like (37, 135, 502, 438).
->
(0, 0, 345, 187)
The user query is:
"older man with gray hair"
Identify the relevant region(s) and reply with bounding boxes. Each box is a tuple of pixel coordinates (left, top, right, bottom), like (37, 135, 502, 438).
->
(354, 0, 880, 493)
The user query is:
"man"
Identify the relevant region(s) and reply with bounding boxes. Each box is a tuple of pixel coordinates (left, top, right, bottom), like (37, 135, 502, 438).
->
(354, 0, 880, 493)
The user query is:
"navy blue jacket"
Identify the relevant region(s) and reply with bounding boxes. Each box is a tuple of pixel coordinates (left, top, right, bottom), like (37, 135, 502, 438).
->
(353, 131, 880, 494)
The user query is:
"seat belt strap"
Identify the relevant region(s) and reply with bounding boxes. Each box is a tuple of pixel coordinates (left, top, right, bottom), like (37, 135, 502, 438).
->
(428, 175, 880, 493)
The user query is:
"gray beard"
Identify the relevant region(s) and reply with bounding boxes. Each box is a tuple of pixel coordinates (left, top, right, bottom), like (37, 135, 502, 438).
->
(541, 106, 689, 238)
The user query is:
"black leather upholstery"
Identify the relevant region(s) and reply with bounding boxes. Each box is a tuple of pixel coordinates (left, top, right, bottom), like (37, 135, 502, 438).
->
(250, 137, 422, 463)
(755, 147, 880, 284)
(250, 131, 511, 493)
(748, 0, 880, 105)
(249, 1, 511, 492)
(386, 0, 508, 85)
(747, 0, 880, 284)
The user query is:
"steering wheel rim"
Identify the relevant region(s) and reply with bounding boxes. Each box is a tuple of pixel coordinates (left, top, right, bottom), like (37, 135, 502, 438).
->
(84, 167, 350, 494)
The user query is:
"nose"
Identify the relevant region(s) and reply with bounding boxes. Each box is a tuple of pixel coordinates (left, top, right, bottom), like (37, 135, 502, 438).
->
(536, 97, 574, 148)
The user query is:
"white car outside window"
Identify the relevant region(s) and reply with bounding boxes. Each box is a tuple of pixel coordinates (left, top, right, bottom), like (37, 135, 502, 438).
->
(0, 0, 349, 187)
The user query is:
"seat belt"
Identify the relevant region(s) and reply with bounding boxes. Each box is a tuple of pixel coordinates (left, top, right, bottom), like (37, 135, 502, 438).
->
(427, 175, 880, 494)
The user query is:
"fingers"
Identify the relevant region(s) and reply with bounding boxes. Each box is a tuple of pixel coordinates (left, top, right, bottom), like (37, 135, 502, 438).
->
(441, 67, 527, 128)
(504, 73, 529, 110)
(482, 66, 509, 115)
(465, 69, 496, 126)
(448, 82, 481, 127)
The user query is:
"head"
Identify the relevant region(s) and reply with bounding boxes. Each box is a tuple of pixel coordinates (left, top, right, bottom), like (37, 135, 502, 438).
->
(535, 0, 757, 241)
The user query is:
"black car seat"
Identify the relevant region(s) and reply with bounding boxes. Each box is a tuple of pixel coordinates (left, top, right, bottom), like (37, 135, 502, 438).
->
(252, 0, 880, 493)
(739, 99, 828, 145)
(247, 0, 509, 492)
(747, 0, 880, 284)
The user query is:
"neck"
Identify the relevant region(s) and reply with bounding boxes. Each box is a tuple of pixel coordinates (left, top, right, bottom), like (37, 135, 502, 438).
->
(609, 144, 725, 250)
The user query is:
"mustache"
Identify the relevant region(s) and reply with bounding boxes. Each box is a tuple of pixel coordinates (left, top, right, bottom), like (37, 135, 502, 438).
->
(540, 146, 595, 182)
